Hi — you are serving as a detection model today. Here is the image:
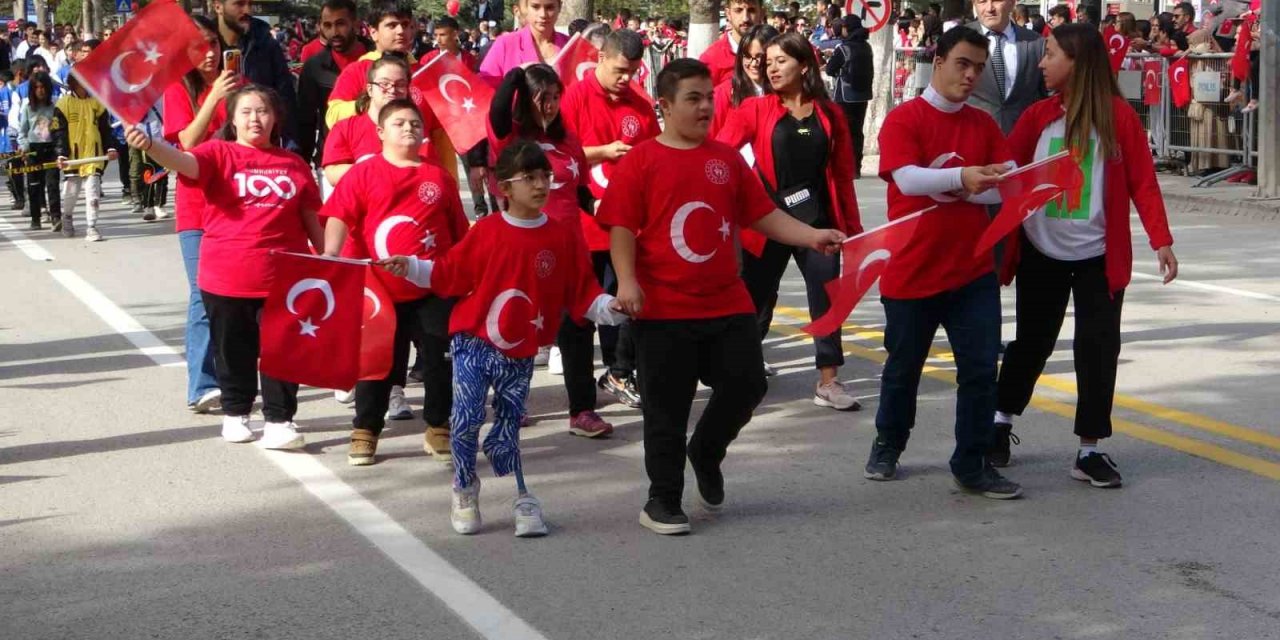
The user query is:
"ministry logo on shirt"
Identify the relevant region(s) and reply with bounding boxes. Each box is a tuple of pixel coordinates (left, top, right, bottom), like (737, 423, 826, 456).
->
(620, 115, 641, 139)
(418, 181, 442, 205)
(534, 249, 556, 278)
(704, 159, 730, 185)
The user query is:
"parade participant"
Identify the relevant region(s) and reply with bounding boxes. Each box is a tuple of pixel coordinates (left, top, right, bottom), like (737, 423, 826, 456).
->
(709, 24, 777, 137)
(164, 14, 233, 415)
(560, 29, 657, 408)
(598, 59, 845, 535)
(322, 56, 416, 188)
(322, 98, 467, 465)
(380, 140, 628, 537)
(297, 0, 368, 167)
(864, 27, 1023, 499)
(479, 0, 569, 78)
(15, 71, 62, 231)
(54, 73, 117, 240)
(992, 24, 1177, 486)
(488, 64, 615, 437)
(125, 85, 325, 449)
(700, 0, 764, 85)
(717, 31, 862, 409)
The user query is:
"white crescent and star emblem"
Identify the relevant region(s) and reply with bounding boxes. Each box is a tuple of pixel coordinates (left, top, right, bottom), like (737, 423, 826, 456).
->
(670, 201, 725, 264)
(575, 61, 597, 80)
(1172, 67, 1187, 84)
(1144, 69, 1158, 88)
(1108, 33, 1126, 55)
(590, 163, 609, 189)
(485, 288, 541, 350)
(374, 214, 418, 260)
(108, 41, 162, 94)
(856, 249, 892, 288)
(927, 152, 964, 203)
(539, 143, 570, 190)
(439, 73, 476, 113)
(363, 287, 382, 318)
(286, 278, 336, 337)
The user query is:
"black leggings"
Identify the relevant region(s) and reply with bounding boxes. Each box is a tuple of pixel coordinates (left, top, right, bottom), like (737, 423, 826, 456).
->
(24, 143, 60, 224)
(201, 291, 299, 422)
(354, 296, 453, 434)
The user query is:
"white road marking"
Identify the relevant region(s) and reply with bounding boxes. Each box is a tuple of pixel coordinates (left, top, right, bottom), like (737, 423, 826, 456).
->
(0, 216, 54, 261)
(49, 270, 185, 367)
(1131, 272, 1280, 302)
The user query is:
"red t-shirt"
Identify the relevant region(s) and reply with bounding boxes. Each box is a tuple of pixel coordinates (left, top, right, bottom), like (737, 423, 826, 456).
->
(489, 129, 589, 236)
(163, 83, 227, 232)
(322, 155, 469, 302)
(596, 139, 774, 320)
(301, 39, 368, 66)
(699, 35, 737, 87)
(560, 72, 660, 250)
(877, 97, 1011, 299)
(327, 55, 440, 130)
(186, 140, 322, 298)
(422, 48, 478, 72)
(322, 114, 387, 167)
(430, 213, 603, 359)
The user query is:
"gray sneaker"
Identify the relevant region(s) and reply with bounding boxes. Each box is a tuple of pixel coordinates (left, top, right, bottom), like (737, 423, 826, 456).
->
(451, 480, 482, 534)
(814, 380, 861, 411)
(85, 226, 101, 242)
(513, 494, 548, 537)
(954, 467, 1024, 500)
(864, 440, 901, 480)
(60, 216, 74, 237)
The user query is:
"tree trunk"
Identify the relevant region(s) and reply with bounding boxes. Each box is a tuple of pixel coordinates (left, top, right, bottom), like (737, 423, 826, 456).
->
(861, 21, 895, 156)
(688, 0, 719, 59)
(558, 0, 591, 28)
(82, 0, 92, 36)
(33, 0, 46, 28)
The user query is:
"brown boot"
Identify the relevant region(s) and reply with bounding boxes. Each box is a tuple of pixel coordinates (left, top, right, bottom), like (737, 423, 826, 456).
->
(423, 424, 451, 463)
(348, 429, 378, 466)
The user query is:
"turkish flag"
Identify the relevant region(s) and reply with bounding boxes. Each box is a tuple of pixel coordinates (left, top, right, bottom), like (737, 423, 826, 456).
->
(1102, 26, 1130, 73)
(1169, 56, 1192, 108)
(1231, 14, 1256, 82)
(1143, 60, 1163, 106)
(802, 210, 928, 337)
(359, 273, 397, 381)
(974, 152, 1085, 258)
(260, 252, 366, 391)
(552, 33, 655, 105)
(413, 52, 495, 154)
(70, 0, 210, 124)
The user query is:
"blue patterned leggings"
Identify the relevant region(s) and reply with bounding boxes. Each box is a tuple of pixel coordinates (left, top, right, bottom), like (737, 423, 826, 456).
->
(450, 333, 534, 488)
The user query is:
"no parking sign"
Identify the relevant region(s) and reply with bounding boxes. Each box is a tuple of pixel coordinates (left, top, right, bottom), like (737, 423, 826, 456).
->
(844, 0, 892, 33)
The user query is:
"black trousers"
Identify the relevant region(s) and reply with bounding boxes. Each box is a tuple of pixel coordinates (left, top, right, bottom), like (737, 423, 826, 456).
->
(201, 291, 299, 422)
(634, 314, 767, 503)
(840, 101, 868, 174)
(557, 250, 635, 415)
(996, 238, 1124, 439)
(25, 143, 60, 224)
(354, 296, 453, 434)
(742, 239, 844, 369)
(7, 158, 24, 205)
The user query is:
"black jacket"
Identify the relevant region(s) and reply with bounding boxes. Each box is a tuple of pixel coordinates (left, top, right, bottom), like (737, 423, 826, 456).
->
(225, 17, 298, 144)
(824, 27, 874, 103)
(296, 48, 343, 166)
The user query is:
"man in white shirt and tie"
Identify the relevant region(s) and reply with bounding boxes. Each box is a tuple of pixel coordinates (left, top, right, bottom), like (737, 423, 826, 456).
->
(966, 0, 1046, 134)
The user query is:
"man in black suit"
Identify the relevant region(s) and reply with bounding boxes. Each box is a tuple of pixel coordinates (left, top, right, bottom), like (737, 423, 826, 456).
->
(966, 0, 1046, 134)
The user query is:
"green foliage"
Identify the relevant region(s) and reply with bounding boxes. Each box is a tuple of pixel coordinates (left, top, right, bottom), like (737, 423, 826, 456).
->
(55, 0, 85, 26)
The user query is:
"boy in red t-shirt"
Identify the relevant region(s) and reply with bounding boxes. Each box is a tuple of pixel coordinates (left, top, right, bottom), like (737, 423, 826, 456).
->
(867, 27, 1023, 500)
(597, 60, 844, 535)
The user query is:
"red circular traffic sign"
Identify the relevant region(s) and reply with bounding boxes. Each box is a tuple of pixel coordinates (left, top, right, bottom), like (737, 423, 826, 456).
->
(844, 0, 893, 33)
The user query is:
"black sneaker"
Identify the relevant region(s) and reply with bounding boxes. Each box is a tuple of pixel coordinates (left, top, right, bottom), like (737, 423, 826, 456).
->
(639, 498, 691, 535)
(954, 467, 1023, 500)
(988, 422, 1020, 468)
(863, 440, 901, 481)
(687, 450, 724, 510)
(1071, 452, 1122, 488)
(598, 372, 642, 408)
(9, 200, 23, 211)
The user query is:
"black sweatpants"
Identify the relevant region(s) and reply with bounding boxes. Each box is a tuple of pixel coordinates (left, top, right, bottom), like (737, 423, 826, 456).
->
(742, 239, 845, 369)
(201, 291, 299, 422)
(996, 238, 1124, 439)
(633, 314, 768, 504)
(353, 295, 453, 434)
(840, 101, 868, 173)
(25, 143, 60, 224)
(557, 250, 635, 415)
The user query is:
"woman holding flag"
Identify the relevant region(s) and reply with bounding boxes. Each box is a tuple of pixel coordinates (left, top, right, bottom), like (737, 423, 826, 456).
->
(991, 24, 1177, 487)
(125, 85, 324, 450)
(716, 31, 862, 410)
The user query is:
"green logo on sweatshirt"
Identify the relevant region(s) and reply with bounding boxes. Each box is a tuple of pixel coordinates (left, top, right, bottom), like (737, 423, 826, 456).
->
(1044, 137, 1092, 220)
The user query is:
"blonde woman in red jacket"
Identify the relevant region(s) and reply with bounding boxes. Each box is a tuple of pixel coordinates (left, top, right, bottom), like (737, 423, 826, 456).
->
(718, 31, 863, 411)
(992, 24, 1178, 488)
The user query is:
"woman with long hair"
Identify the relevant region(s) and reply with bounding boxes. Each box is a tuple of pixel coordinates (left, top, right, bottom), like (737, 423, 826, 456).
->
(322, 55, 414, 189)
(710, 24, 778, 137)
(992, 24, 1178, 487)
(162, 13, 234, 413)
(717, 31, 863, 410)
(16, 71, 62, 230)
(126, 85, 325, 449)
(477, 0, 568, 81)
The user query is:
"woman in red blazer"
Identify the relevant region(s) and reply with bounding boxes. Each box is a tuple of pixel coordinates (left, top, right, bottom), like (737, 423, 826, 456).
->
(718, 31, 863, 411)
(709, 24, 778, 138)
(993, 24, 1178, 488)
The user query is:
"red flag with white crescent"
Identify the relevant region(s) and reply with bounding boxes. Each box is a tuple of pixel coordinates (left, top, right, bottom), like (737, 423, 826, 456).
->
(552, 33, 654, 105)
(1102, 26, 1130, 73)
(1142, 59, 1162, 106)
(1168, 56, 1192, 108)
(359, 273, 396, 382)
(70, 0, 210, 124)
(260, 252, 366, 390)
(973, 151, 1085, 258)
(412, 52, 495, 152)
(1231, 14, 1256, 82)
(802, 210, 928, 337)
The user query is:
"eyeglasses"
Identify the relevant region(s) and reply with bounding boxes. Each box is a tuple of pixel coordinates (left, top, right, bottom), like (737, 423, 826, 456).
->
(501, 171, 551, 185)
(744, 55, 765, 67)
(369, 80, 409, 92)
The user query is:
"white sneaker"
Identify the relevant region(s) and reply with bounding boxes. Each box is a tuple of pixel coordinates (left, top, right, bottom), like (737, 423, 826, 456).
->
(533, 346, 550, 367)
(153, 205, 171, 220)
(513, 494, 549, 538)
(451, 480, 482, 535)
(385, 385, 413, 420)
(259, 421, 305, 450)
(334, 388, 356, 404)
(192, 388, 222, 414)
(85, 226, 101, 242)
(221, 415, 255, 443)
(814, 380, 861, 411)
(547, 346, 564, 375)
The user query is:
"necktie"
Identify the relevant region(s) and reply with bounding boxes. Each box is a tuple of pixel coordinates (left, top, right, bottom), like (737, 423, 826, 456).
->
(990, 31, 1007, 100)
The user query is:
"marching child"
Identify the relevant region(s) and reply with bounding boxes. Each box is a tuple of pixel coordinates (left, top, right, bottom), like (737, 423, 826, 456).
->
(55, 74, 117, 240)
(380, 140, 628, 538)
(16, 71, 63, 231)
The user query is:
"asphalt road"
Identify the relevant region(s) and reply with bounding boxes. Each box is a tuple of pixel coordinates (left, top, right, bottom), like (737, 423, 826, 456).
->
(3, 168, 1280, 639)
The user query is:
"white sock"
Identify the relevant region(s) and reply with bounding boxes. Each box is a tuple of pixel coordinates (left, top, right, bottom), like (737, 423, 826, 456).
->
(1078, 444, 1098, 459)
(995, 411, 1014, 425)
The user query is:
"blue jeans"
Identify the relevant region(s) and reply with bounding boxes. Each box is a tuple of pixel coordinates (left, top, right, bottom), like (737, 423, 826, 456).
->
(875, 273, 1001, 483)
(179, 230, 218, 404)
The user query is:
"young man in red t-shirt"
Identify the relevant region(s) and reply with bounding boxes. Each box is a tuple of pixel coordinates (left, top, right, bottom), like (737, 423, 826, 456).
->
(598, 59, 845, 535)
(868, 27, 1023, 500)
(698, 0, 763, 85)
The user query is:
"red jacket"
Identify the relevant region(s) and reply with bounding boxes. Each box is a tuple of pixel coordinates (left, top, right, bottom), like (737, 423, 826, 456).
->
(717, 94, 862, 255)
(699, 35, 738, 86)
(999, 95, 1173, 294)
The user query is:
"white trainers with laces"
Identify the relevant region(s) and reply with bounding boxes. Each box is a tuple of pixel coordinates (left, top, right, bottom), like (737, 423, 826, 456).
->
(154, 205, 171, 220)
(221, 415, 255, 443)
(192, 388, 222, 414)
(548, 346, 564, 375)
(334, 388, 356, 404)
(451, 480, 482, 534)
(259, 421, 305, 450)
(814, 380, 862, 411)
(385, 385, 413, 420)
(513, 494, 549, 537)
(85, 226, 101, 242)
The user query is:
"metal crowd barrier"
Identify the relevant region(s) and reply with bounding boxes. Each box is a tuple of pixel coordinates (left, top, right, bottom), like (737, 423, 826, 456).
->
(645, 42, 685, 97)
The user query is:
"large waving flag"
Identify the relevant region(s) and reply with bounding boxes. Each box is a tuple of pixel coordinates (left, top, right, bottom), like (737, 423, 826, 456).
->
(70, 0, 210, 124)
(1102, 26, 1131, 73)
(260, 252, 366, 390)
(413, 52, 495, 152)
(973, 151, 1085, 258)
(551, 33, 654, 104)
(801, 209, 930, 337)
